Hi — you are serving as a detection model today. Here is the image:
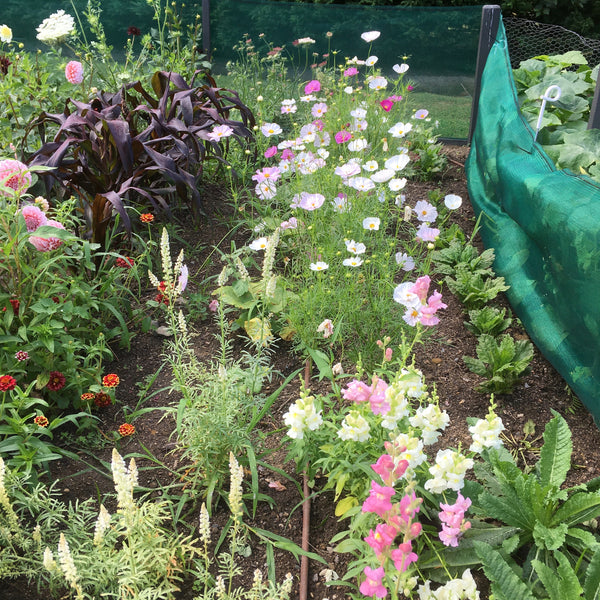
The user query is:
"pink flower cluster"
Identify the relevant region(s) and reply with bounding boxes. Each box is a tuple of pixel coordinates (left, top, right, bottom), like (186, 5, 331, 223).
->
(393, 275, 447, 327)
(65, 60, 84, 84)
(0, 159, 32, 196)
(438, 493, 472, 547)
(343, 375, 389, 415)
(20, 204, 66, 252)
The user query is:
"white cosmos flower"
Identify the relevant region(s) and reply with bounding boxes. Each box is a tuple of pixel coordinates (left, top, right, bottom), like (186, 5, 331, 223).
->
(351, 108, 367, 119)
(370, 169, 395, 183)
(393, 282, 420, 308)
(310, 261, 329, 272)
(388, 122, 413, 138)
(335, 162, 361, 179)
(395, 252, 415, 271)
(347, 56, 366, 65)
(255, 180, 277, 199)
(363, 217, 380, 231)
(389, 178, 407, 191)
(345, 239, 366, 255)
(368, 77, 388, 90)
(343, 257, 363, 267)
(344, 86, 354, 94)
(353, 118, 368, 132)
(348, 138, 368, 152)
(363, 161, 379, 172)
(249, 237, 269, 251)
(393, 63, 410, 74)
(348, 176, 375, 192)
(444, 194, 463, 209)
(261, 122, 282, 137)
(361, 31, 381, 43)
(385, 154, 410, 171)
(365, 56, 378, 66)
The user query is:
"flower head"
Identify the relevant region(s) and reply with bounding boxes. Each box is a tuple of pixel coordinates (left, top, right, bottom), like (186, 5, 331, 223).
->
(65, 61, 84, 84)
(304, 79, 321, 94)
(102, 373, 120, 388)
(127, 26, 141, 36)
(317, 319, 334, 338)
(94, 392, 112, 408)
(310, 261, 329, 272)
(21, 205, 48, 232)
(0, 25, 13, 44)
(0, 159, 32, 196)
(261, 122, 283, 137)
(36, 10, 76, 45)
(361, 31, 381, 43)
(140, 213, 154, 223)
(46, 371, 66, 391)
(360, 566, 387, 598)
(208, 124, 234, 141)
(15, 350, 29, 362)
(29, 219, 66, 252)
(34, 415, 49, 427)
(0, 375, 17, 392)
(118, 423, 136, 437)
(444, 193, 463, 210)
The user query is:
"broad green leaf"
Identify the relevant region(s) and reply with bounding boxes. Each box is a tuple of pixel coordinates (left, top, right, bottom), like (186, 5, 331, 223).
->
(584, 547, 600, 600)
(551, 492, 600, 527)
(538, 412, 572, 490)
(533, 521, 567, 551)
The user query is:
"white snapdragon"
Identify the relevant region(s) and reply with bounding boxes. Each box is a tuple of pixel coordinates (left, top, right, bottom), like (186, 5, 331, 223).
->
(469, 412, 505, 453)
(417, 568, 479, 599)
(425, 449, 474, 494)
(392, 433, 427, 473)
(283, 394, 323, 439)
(338, 410, 370, 442)
(409, 403, 450, 445)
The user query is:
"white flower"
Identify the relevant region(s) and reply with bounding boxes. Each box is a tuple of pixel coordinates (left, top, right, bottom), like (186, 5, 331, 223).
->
(361, 31, 381, 43)
(343, 257, 363, 267)
(348, 138, 368, 152)
(283, 395, 323, 439)
(36, 10, 76, 45)
(351, 108, 368, 119)
(414, 200, 438, 223)
(389, 178, 407, 192)
(393, 282, 420, 308)
(469, 414, 505, 453)
(365, 55, 379, 66)
(363, 160, 379, 172)
(208, 124, 234, 141)
(347, 55, 366, 65)
(425, 449, 474, 493)
(338, 410, 370, 442)
(393, 63, 410, 74)
(370, 169, 395, 183)
(296, 37, 315, 45)
(362, 217, 380, 231)
(249, 237, 268, 251)
(393, 433, 427, 472)
(385, 154, 410, 171)
(310, 261, 329, 272)
(261, 122, 282, 137)
(444, 194, 463, 210)
(348, 176, 375, 192)
(335, 162, 361, 179)
(409, 404, 449, 445)
(0, 25, 13, 43)
(255, 180, 277, 199)
(368, 76, 388, 90)
(317, 319, 334, 338)
(395, 252, 415, 271)
(345, 239, 366, 255)
(388, 122, 413, 138)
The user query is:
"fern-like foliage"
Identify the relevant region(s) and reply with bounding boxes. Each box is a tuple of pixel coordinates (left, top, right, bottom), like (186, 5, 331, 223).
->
(445, 268, 510, 309)
(463, 333, 534, 394)
(465, 305, 513, 337)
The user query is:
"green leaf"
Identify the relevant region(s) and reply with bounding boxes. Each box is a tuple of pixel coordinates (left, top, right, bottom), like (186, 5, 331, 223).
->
(551, 492, 600, 527)
(584, 547, 600, 600)
(474, 541, 536, 600)
(533, 521, 567, 551)
(538, 411, 572, 490)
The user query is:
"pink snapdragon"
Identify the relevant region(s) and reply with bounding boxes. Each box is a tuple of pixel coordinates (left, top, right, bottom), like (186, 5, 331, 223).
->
(360, 566, 387, 598)
(342, 379, 372, 403)
(438, 494, 472, 547)
(391, 541, 418, 573)
(65, 60, 84, 84)
(362, 481, 395, 517)
(365, 523, 397, 556)
(342, 376, 389, 415)
(371, 454, 408, 486)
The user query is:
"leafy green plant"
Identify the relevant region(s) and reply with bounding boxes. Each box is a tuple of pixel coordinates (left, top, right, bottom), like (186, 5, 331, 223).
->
(463, 333, 534, 394)
(432, 239, 495, 277)
(25, 70, 255, 243)
(445, 267, 510, 309)
(464, 305, 513, 337)
(470, 412, 600, 598)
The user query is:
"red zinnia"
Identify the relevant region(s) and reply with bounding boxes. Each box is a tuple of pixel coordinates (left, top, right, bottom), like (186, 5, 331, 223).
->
(118, 423, 135, 437)
(93, 392, 112, 408)
(0, 375, 17, 392)
(81, 392, 95, 402)
(102, 373, 120, 388)
(34, 415, 49, 427)
(115, 256, 134, 268)
(46, 371, 66, 391)
(127, 26, 141, 36)
(140, 213, 154, 223)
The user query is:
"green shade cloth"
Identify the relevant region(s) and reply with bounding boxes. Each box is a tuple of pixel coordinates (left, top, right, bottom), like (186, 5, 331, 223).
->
(466, 16, 600, 423)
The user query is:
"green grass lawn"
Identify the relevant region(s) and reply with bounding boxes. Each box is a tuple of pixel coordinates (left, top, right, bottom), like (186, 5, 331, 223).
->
(411, 91, 472, 141)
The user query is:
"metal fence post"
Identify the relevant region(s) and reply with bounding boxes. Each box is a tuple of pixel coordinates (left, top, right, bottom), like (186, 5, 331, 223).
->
(588, 76, 600, 130)
(468, 5, 502, 144)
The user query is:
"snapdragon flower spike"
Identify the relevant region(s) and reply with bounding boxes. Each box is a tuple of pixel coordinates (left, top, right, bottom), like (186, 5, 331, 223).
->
(362, 481, 395, 517)
(438, 494, 472, 547)
(371, 453, 409, 486)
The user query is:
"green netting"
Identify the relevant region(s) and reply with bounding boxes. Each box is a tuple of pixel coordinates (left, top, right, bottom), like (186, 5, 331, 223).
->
(210, 0, 481, 92)
(466, 16, 600, 422)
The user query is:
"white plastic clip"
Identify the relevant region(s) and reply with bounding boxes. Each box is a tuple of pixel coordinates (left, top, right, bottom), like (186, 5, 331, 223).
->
(534, 85, 562, 142)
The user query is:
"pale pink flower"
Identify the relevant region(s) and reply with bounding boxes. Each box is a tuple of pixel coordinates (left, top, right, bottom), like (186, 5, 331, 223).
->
(304, 79, 321, 94)
(360, 566, 387, 599)
(298, 192, 324, 210)
(317, 318, 334, 338)
(280, 217, 298, 230)
(311, 102, 328, 118)
(409, 276, 431, 302)
(342, 379, 372, 403)
(208, 124, 234, 141)
(29, 219, 66, 251)
(413, 200, 438, 223)
(252, 166, 281, 183)
(413, 109, 429, 119)
(21, 205, 48, 232)
(208, 299, 219, 312)
(415, 223, 440, 242)
(65, 60, 84, 84)
(0, 159, 32, 196)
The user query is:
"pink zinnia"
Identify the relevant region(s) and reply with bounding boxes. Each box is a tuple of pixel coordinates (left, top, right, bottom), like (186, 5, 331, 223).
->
(359, 566, 387, 598)
(0, 159, 32, 196)
(65, 61, 84, 85)
(21, 205, 48, 232)
(29, 219, 66, 252)
(334, 130, 352, 144)
(304, 79, 321, 94)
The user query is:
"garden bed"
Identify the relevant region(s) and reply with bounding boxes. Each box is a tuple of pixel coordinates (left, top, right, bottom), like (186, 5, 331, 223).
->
(6, 144, 600, 600)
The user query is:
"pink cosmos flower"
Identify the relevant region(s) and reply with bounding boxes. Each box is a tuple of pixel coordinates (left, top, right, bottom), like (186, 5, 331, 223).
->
(344, 66, 359, 77)
(252, 166, 281, 183)
(21, 205, 48, 232)
(208, 124, 234, 141)
(415, 223, 440, 242)
(313, 119, 325, 131)
(304, 79, 321, 94)
(414, 108, 429, 119)
(390, 541, 418, 573)
(0, 159, 32, 196)
(311, 102, 328, 118)
(29, 219, 66, 252)
(360, 566, 387, 599)
(298, 192, 325, 210)
(388, 95, 403, 102)
(281, 148, 295, 161)
(334, 130, 352, 144)
(380, 99, 393, 112)
(264, 146, 278, 159)
(362, 481, 395, 517)
(280, 216, 298, 230)
(65, 61, 84, 84)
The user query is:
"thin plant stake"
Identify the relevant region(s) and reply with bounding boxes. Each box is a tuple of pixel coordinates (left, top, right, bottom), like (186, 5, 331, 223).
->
(534, 85, 561, 142)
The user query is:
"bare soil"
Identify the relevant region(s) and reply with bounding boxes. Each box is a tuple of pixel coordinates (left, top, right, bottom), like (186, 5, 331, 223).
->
(6, 144, 600, 600)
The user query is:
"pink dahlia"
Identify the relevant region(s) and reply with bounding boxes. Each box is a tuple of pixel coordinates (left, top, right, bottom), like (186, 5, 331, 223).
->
(65, 60, 84, 84)
(29, 219, 66, 252)
(21, 205, 48, 232)
(0, 159, 32, 196)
